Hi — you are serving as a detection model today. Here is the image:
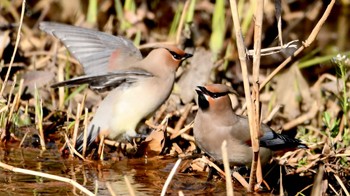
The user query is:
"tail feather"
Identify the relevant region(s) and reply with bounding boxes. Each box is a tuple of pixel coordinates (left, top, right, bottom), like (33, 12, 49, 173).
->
(62, 125, 100, 157)
(260, 131, 308, 151)
(75, 125, 100, 154)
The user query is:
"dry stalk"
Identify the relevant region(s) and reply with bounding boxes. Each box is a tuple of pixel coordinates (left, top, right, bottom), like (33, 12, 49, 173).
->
(250, 0, 264, 189)
(279, 166, 284, 196)
(310, 164, 325, 196)
(0, 0, 25, 96)
(161, 158, 182, 196)
(200, 156, 249, 189)
(0, 161, 94, 196)
(82, 107, 89, 157)
(229, 0, 261, 191)
(72, 103, 82, 148)
(64, 134, 86, 160)
(259, 0, 336, 90)
(35, 85, 46, 150)
(172, 103, 193, 139)
(175, 0, 190, 45)
(221, 140, 234, 196)
(106, 182, 117, 196)
(14, 78, 24, 110)
(57, 49, 65, 110)
(334, 174, 350, 196)
(170, 121, 194, 141)
(98, 135, 105, 160)
(124, 175, 136, 196)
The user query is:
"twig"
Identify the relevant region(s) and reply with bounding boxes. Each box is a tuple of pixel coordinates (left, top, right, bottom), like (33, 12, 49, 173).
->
(247, 40, 298, 56)
(282, 101, 318, 130)
(0, 0, 26, 96)
(98, 135, 105, 160)
(124, 175, 136, 196)
(221, 140, 234, 196)
(259, 0, 336, 90)
(199, 156, 249, 189)
(64, 134, 86, 160)
(161, 159, 182, 196)
(82, 107, 89, 157)
(262, 104, 283, 124)
(35, 85, 46, 150)
(229, 0, 255, 190)
(249, 0, 264, 190)
(0, 161, 94, 196)
(311, 164, 324, 196)
(296, 184, 313, 195)
(279, 166, 283, 196)
(171, 119, 194, 140)
(171, 103, 193, 139)
(106, 182, 117, 196)
(175, 0, 190, 45)
(334, 174, 350, 196)
(72, 103, 82, 148)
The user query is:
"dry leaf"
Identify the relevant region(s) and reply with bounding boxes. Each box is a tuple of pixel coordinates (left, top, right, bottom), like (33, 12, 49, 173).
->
(274, 64, 312, 118)
(177, 48, 215, 103)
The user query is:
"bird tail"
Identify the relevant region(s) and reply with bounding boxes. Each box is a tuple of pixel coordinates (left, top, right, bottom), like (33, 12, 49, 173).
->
(62, 125, 100, 157)
(75, 125, 100, 154)
(260, 131, 308, 151)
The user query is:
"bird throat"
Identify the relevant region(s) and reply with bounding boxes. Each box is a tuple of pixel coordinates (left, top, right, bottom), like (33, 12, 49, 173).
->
(198, 93, 209, 110)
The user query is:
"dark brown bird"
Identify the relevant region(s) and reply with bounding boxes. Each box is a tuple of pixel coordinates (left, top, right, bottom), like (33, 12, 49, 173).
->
(193, 84, 307, 166)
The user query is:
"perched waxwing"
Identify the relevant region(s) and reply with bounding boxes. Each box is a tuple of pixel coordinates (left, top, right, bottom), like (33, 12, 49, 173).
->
(40, 22, 192, 153)
(193, 84, 307, 166)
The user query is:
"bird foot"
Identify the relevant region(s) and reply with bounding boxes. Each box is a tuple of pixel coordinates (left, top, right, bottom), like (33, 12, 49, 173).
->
(124, 134, 148, 144)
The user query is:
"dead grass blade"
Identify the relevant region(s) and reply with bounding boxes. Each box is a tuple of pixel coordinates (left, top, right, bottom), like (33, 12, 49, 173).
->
(0, 0, 25, 96)
(161, 158, 182, 196)
(0, 161, 94, 196)
(221, 140, 234, 196)
(124, 175, 136, 196)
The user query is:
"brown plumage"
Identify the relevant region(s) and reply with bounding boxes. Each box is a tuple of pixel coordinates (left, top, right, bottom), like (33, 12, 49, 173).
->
(40, 22, 192, 153)
(193, 84, 307, 166)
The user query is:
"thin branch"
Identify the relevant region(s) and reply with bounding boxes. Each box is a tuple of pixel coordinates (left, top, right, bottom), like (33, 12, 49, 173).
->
(221, 140, 234, 196)
(260, 0, 336, 90)
(249, 0, 264, 190)
(0, 161, 94, 196)
(161, 159, 182, 196)
(0, 0, 26, 96)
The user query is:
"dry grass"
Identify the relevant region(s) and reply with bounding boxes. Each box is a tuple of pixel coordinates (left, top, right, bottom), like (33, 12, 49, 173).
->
(0, 0, 349, 195)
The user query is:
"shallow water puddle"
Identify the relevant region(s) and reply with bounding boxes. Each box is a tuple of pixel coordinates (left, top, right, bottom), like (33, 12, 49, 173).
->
(0, 147, 242, 195)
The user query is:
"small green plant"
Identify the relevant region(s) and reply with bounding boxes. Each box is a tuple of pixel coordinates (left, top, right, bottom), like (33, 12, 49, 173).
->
(333, 54, 350, 147)
(322, 111, 339, 138)
(333, 54, 350, 119)
(210, 0, 225, 60)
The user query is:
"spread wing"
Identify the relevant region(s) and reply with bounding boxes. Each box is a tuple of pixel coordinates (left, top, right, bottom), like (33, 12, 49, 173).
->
(39, 22, 143, 75)
(51, 69, 153, 91)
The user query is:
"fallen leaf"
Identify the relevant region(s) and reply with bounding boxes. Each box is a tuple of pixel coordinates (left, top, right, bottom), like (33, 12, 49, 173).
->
(177, 48, 215, 103)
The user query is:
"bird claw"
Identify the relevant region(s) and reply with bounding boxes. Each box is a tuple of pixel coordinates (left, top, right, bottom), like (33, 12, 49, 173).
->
(124, 134, 148, 144)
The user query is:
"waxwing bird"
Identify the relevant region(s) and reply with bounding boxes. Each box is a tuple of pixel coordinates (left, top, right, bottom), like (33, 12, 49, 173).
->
(193, 84, 307, 166)
(40, 22, 192, 154)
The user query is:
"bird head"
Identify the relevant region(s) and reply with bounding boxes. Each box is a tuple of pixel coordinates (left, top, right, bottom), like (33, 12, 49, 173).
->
(145, 46, 192, 72)
(195, 84, 237, 111)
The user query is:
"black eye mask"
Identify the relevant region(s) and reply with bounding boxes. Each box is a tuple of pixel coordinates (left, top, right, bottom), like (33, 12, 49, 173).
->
(197, 86, 228, 99)
(167, 49, 193, 61)
(169, 50, 183, 60)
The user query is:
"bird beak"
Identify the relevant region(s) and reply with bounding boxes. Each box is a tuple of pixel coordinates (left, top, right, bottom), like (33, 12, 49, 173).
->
(181, 53, 193, 61)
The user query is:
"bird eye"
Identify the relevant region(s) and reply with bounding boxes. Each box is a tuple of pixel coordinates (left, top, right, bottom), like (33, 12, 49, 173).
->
(211, 92, 227, 98)
(169, 50, 183, 60)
